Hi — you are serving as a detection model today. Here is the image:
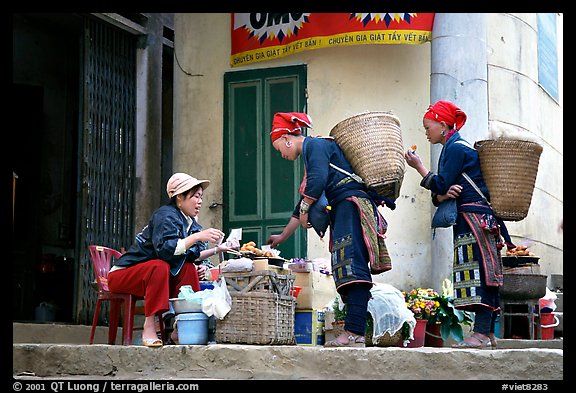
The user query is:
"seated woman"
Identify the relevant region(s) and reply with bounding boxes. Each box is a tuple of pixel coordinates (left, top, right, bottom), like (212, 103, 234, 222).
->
(108, 172, 238, 347)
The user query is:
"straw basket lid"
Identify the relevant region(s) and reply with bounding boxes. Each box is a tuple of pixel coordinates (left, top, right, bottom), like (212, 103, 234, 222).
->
(329, 111, 405, 200)
(474, 139, 543, 221)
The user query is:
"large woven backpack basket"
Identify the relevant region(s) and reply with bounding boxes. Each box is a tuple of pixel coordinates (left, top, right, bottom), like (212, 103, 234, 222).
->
(329, 112, 405, 200)
(474, 139, 543, 221)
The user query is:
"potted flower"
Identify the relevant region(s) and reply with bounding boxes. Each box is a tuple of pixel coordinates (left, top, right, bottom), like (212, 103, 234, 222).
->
(402, 287, 441, 320)
(402, 287, 441, 347)
(426, 279, 474, 342)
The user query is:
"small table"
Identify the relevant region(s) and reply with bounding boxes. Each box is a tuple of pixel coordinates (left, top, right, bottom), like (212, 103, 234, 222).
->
(500, 298, 541, 340)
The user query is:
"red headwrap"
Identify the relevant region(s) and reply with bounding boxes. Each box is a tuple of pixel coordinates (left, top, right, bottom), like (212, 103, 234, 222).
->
(423, 100, 467, 131)
(270, 112, 313, 143)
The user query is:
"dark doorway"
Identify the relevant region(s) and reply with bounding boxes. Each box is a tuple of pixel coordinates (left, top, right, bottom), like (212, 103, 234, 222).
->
(12, 13, 82, 323)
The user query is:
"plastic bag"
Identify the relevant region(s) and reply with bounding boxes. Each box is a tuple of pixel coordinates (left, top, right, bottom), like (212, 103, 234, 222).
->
(539, 287, 557, 312)
(367, 283, 416, 345)
(202, 276, 232, 319)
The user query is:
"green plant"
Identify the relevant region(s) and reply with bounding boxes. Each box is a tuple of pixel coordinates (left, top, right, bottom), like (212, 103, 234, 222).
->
(402, 280, 474, 342)
(426, 279, 474, 342)
(331, 297, 347, 322)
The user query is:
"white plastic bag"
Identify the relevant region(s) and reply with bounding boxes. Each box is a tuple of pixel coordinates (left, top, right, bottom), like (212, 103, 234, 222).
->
(202, 276, 232, 319)
(367, 283, 416, 345)
(539, 287, 557, 312)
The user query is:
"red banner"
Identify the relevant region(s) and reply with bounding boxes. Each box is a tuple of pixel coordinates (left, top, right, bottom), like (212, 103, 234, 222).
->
(231, 13, 435, 67)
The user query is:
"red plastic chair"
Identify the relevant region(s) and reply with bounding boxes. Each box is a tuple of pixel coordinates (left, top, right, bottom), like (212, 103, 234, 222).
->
(88, 245, 164, 345)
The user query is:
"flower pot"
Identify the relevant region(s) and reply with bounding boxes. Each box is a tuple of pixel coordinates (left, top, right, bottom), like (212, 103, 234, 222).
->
(425, 322, 444, 347)
(404, 319, 426, 348)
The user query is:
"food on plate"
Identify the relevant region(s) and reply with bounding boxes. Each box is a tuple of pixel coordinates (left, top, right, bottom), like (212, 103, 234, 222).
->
(505, 245, 536, 257)
(239, 241, 273, 257)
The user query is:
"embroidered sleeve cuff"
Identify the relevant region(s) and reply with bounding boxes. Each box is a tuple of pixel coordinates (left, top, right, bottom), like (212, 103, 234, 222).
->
(420, 171, 434, 190)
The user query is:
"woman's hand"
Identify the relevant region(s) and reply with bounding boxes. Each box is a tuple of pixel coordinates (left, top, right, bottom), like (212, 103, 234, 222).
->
(197, 228, 225, 244)
(267, 234, 284, 248)
(438, 184, 462, 202)
(196, 264, 207, 280)
(299, 212, 312, 229)
(404, 150, 423, 169)
(404, 150, 430, 177)
(216, 239, 240, 253)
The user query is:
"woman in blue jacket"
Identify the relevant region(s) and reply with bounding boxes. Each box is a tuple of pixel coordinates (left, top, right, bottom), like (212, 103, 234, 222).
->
(270, 112, 394, 347)
(108, 173, 238, 347)
(405, 100, 514, 349)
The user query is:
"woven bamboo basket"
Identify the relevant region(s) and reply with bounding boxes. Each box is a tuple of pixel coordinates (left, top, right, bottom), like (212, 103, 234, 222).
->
(366, 329, 402, 347)
(330, 112, 405, 199)
(215, 292, 295, 345)
(474, 139, 543, 221)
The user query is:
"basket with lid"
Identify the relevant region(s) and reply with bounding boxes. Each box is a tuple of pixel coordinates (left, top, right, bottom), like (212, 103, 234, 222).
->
(330, 111, 405, 200)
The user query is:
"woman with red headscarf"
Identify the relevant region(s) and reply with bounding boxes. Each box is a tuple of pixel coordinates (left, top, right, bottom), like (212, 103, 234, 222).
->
(405, 100, 513, 349)
(270, 112, 394, 347)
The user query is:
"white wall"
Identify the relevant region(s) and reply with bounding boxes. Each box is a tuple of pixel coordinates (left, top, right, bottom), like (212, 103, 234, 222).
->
(486, 13, 563, 281)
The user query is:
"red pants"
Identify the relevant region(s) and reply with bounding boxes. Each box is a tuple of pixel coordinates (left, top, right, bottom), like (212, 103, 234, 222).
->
(108, 260, 200, 317)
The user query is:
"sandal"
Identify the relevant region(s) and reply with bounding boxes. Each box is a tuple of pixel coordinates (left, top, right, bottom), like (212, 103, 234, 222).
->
(324, 331, 366, 348)
(489, 333, 498, 349)
(142, 337, 163, 348)
(452, 333, 492, 349)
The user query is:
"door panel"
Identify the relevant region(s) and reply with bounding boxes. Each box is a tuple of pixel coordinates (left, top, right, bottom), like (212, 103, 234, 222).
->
(224, 65, 307, 259)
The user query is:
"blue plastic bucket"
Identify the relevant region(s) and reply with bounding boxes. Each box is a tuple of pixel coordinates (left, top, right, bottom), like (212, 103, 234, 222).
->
(176, 312, 209, 345)
(200, 281, 214, 291)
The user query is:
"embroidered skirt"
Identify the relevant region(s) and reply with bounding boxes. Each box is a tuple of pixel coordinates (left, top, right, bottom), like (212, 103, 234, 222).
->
(330, 197, 374, 290)
(452, 212, 501, 312)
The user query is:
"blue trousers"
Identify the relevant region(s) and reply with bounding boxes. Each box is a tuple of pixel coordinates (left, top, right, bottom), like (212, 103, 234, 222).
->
(341, 282, 372, 336)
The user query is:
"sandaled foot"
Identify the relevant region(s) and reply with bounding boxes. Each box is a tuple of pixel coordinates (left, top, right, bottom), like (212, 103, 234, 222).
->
(142, 337, 163, 348)
(324, 331, 365, 348)
(452, 333, 492, 349)
(488, 333, 498, 349)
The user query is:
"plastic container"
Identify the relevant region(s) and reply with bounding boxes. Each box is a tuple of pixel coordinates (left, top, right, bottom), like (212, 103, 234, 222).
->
(35, 302, 56, 322)
(175, 312, 209, 345)
(290, 285, 302, 299)
(170, 298, 203, 314)
(208, 267, 220, 281)
(200, 281, 214, 291)
(539, 313, 559, 340)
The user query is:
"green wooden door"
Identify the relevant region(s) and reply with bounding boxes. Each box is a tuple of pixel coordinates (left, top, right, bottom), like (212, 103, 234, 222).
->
(223, 65, 307, 260)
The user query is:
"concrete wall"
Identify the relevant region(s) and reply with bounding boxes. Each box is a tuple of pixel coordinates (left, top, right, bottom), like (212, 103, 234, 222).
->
(486, 13, 563, 281)
(173, 13, 563, 292)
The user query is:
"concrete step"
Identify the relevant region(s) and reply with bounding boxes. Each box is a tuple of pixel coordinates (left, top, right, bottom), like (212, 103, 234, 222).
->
(12, 322, 563, 380)
(13, 341, 563, 380)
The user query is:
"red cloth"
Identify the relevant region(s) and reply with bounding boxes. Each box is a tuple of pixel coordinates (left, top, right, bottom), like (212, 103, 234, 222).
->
(270, 112, 313, 143)
(423, 100, 467, 131)
(108, 260, 200, 317)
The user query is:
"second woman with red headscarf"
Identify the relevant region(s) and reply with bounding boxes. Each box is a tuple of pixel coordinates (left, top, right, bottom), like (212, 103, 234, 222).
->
(405, 100, 514, 349)
(270, 112, 394, 347)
